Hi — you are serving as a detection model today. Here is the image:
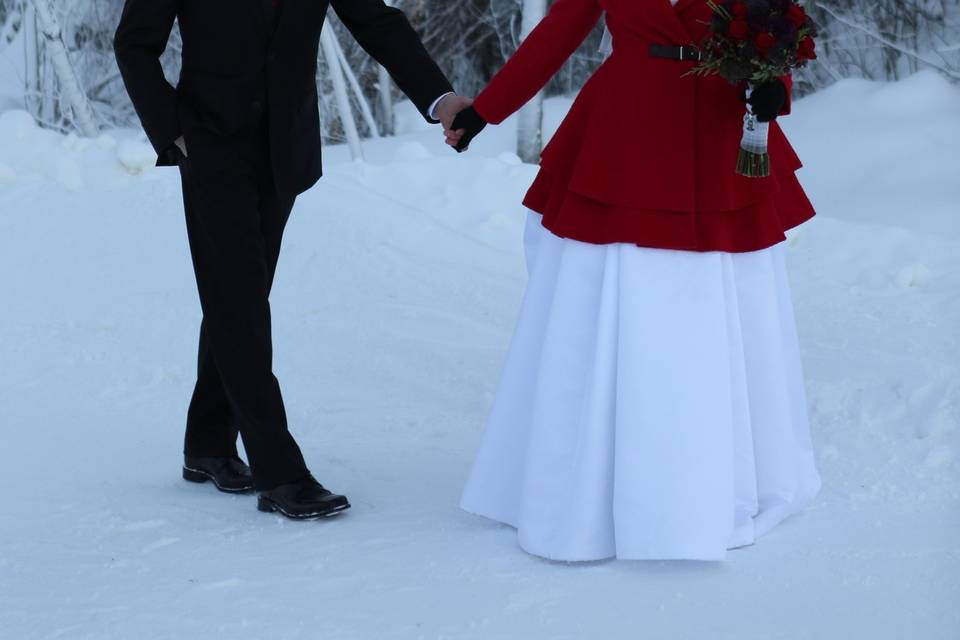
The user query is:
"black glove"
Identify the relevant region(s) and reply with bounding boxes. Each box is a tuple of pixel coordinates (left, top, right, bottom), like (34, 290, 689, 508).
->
(747, 80, 787, 123)
(450, 107, 487, 153)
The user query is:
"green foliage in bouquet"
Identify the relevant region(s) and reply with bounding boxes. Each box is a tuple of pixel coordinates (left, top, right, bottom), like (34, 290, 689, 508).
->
(688, 0, 819, 84)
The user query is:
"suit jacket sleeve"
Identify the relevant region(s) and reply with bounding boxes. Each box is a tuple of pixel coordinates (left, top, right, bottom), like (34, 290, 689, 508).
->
(330, 0, 453, 123)
(472, 0, 603, 125)
(113, 0, 180, 162)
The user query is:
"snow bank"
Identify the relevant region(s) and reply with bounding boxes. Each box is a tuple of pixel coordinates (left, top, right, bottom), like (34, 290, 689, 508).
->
(783, 70, 960, 236)
(0, 109, 165, 190)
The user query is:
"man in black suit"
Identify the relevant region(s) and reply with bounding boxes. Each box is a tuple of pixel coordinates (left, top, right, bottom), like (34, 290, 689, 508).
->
(114, 0, 467, 519)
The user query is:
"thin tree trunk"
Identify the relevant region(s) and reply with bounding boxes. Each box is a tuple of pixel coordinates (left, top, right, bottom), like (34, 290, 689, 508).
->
(321, 21, 363, 160)
(40, 39, 56, 124)
(516, 0, 545, 163)
(23, 2, 39, 114)
(377, 65, 393, 136)
(30, 0, 98, 136)
(332, 31, 380, 139)
(377, 0, 394, 135)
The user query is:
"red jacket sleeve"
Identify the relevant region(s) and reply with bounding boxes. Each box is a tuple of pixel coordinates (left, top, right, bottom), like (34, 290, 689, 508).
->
(473, 0, 603, 125)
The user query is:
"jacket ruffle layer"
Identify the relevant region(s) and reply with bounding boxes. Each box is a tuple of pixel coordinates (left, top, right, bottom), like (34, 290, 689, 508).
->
(524, 165, 815, 253)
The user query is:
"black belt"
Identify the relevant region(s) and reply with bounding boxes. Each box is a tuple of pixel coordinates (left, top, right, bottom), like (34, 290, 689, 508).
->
(649, 44, 703, 62)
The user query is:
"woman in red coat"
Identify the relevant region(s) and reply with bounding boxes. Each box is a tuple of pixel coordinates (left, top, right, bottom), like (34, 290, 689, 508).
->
(454, 0, 822, 562)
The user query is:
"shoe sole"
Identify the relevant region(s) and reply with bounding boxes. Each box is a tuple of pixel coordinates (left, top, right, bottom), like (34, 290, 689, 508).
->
(183, 466, 255, 494)
(256, 496, 351, 520)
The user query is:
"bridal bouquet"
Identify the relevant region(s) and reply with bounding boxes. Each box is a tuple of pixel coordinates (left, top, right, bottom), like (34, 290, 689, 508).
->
(688, 0, 818, 177)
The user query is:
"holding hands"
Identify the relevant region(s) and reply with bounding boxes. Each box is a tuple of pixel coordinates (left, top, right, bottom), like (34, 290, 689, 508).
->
(434, 94, 486, 153)
(434, 93, 473, 130)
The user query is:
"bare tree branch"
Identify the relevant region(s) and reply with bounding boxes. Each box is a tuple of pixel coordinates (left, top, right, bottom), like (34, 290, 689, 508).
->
(814, 1, 960, 80)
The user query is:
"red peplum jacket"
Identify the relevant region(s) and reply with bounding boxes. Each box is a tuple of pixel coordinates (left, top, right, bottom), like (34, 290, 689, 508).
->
(471, 0, 816, 253)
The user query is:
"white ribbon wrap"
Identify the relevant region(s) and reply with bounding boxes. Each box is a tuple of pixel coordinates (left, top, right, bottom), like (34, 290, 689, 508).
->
(599, 23, 613, 58)
(736, 83, 772, 177)
(741, 84, 770, 155)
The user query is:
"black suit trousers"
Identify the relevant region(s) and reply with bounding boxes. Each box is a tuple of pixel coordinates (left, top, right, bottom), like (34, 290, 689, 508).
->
(177, 118, 308, 490)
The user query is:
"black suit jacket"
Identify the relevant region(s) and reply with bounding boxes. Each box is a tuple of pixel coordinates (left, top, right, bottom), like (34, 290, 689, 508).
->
(114, 0, 453, 196)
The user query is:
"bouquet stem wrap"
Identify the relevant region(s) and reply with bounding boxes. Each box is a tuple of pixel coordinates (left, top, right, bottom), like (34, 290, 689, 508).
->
(737, 84, 771, 178)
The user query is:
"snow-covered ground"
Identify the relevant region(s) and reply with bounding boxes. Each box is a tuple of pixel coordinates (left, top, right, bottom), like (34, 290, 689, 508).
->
(1, 69, 959, 638)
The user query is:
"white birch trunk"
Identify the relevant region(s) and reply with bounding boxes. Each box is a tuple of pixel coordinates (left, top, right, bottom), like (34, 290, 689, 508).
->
(321, 22, 363, 160)
(23, 2, 39, 113)
(516, 0, 546, 163)
(40, 50, 57, 123)
(377, 65, 394, 136)
(30, 0, 98, 136)
(332, 32, 380, 139)
(377, 0, 394, 136)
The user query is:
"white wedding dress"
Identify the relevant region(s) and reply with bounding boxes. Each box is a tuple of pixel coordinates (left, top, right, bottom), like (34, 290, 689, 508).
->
(459, 212, 822, 561)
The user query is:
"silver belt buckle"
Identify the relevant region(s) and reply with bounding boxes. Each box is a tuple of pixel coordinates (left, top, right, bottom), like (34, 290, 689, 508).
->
(681, 46, 701, 62)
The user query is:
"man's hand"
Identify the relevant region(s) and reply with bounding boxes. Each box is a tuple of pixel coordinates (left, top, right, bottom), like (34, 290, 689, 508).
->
(434, 94, 473, 131)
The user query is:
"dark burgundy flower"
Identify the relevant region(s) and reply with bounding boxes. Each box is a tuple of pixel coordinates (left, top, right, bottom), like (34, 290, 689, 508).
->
(731, 2, 748, 18)
(728, 19, 750, 41)
(798, 35, 817, 59)
(755, 31, 777, 53)
(770, 14, 791, 32)
(744, 0, 769, 20)
(772, 18, 798, 42)
(786, 4, 808, 27)
(776, 24, 798, 47)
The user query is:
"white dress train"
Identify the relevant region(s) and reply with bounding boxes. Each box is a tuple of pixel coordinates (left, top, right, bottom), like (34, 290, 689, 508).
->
(460, 212, 822, 561)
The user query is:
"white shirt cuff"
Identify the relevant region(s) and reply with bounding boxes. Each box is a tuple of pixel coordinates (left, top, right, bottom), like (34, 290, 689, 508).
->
(428, 92, 455, 121)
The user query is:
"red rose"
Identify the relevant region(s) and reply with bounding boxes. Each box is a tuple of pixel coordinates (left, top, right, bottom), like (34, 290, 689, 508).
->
(731, 2, 748, 17)
(755, 32, 777, 52)
(786, 4, 808, 27)
(728, 19, 750, 41)
(798, 36, 817, 59)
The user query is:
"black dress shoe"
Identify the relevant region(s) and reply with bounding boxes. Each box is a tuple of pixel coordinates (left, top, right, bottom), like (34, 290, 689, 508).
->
(183, 455, 255, 493)
(257, 474, 350, 520)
